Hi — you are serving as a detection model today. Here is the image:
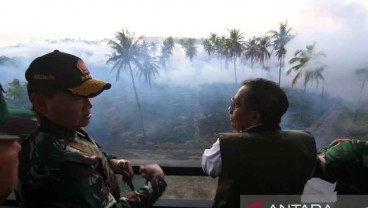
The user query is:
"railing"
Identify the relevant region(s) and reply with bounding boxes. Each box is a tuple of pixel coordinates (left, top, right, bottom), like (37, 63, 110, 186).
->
(1, 166, 214, 208)
(136, 166, 213, 208)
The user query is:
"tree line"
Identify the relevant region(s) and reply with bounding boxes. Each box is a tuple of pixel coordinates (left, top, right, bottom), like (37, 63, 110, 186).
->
(2, 20, 368, 141)
(104, 21, 331, 141)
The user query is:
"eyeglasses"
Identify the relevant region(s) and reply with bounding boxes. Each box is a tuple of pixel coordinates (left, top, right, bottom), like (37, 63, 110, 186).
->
(230, 97, 241, 109)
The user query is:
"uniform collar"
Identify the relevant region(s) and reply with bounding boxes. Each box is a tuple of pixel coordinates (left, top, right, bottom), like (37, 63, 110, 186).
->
(39, 116, 79, 139)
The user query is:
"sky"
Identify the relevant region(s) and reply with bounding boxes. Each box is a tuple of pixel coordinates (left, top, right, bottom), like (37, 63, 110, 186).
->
(1, 0, 365, 46)
(1, 0, 368, 103)
(2, 0, 301, 45)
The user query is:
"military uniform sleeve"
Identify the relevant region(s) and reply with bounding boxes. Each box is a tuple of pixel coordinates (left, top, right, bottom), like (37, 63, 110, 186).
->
(61, 151, 167, 208)
(315, 151, 337, 183)
(117, 175, 167, 208)
(314, 139, 368, 183)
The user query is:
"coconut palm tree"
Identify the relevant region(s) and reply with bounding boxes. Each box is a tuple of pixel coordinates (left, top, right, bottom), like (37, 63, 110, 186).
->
(202, 39, 214, 57)
(139, 41, 160, 87)
(224, 29, 244, 85)
(287, 43, 326, 90)
(355, 68, 368, 100)
(208, 34, 228, 69)
(208, 33, 219, 55)
(148, 41, 157, 56)
(159, 46, 170, 69)
(209, 33, 218, 44)
(353, 68, 368, 122)
(163, 36, 175, 55)
(159, 37, 175, 69)
(242, 36, 259, 69)
(217, 36, 230, 69)
(269, 21, 294, 85)
(256, 35, 271, 69)
(207, 33, 220, 57)
(179, 38, 197, 61)
(106, 28, 148, 140)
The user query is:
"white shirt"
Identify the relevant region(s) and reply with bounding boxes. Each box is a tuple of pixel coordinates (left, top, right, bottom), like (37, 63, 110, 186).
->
(201, 124, 263, 178)
(201, 138, 222, 178)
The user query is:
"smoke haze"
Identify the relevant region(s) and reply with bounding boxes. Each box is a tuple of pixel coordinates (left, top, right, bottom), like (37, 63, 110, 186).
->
(1, 0, 367, 103)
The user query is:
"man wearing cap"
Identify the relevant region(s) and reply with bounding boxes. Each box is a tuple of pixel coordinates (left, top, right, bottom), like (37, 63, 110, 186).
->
(0, 134, 21, 203)
(16, 50, 167, 208)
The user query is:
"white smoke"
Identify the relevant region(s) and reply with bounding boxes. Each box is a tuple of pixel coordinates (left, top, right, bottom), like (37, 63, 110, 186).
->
(284, 0, 368, 102)
(0, 0, 367, 103)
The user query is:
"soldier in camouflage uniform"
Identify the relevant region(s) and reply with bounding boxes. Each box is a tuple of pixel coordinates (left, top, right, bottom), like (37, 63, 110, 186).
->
(16, 50, 167, 208)
(315, 138, 368, 207)
(315, 138, 368, 194)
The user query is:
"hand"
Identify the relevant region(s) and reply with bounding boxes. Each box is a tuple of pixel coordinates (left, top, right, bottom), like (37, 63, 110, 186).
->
(119, 160, 134, 184)
(0, 139, 21, 202)
(121, 191, 138, 200)
(139, 163, 164, 181)
(110, 159, 133, 183)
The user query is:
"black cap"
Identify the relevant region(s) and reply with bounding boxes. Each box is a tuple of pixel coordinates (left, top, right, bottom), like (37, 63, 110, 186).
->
(25, 50, 111, 98)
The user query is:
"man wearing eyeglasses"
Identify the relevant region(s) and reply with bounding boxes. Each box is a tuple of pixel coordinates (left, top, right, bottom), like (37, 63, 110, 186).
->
(202, 78, 317, 208)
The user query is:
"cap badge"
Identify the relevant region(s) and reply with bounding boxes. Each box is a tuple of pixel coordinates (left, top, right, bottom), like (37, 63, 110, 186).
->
(76, 59, 89, 74)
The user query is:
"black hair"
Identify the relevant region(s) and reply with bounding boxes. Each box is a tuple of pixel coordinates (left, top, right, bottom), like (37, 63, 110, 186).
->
(27, 83, 60, 99)
(26, 84, 60, 124)
(240, 78, 288, 126)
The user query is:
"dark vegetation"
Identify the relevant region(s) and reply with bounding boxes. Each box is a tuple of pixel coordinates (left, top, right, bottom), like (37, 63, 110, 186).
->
(2, 21, 368, 163)
(3, 77, 367, 160)
(1, 18, 367, 201)
(89, 83, 368, 155)
(2, 48, 367, 200)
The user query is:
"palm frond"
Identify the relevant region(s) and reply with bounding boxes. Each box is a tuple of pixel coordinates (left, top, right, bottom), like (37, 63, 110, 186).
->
(292, 72, 302, 87)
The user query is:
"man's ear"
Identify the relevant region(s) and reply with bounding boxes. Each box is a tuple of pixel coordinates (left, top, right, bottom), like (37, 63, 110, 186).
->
(30, 93, 47, 115)
(249, 111, 261, 125)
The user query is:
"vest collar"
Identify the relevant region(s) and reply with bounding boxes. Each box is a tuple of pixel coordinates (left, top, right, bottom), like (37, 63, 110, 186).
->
(244, 123, 281, 133)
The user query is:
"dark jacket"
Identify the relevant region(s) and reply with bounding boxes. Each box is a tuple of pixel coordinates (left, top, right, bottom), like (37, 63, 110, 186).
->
(214, 125, 317, 208)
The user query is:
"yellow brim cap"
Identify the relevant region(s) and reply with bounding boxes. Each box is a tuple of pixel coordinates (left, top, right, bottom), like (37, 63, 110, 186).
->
(67, 78, 111, 98)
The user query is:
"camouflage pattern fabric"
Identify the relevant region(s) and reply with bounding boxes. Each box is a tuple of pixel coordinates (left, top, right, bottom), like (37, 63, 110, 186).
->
(16, 125, 166, 208)
(318, 139, 368, 168)
(316, 138, 368, 194)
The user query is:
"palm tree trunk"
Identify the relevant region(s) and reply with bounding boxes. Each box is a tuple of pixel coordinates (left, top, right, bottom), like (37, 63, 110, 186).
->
(319, 82, 325, 107)
(353, 80, 366, 123)
(233, 56, 237, 85)
(278, 56, 283, 86)
(128, 64, 147, 141)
